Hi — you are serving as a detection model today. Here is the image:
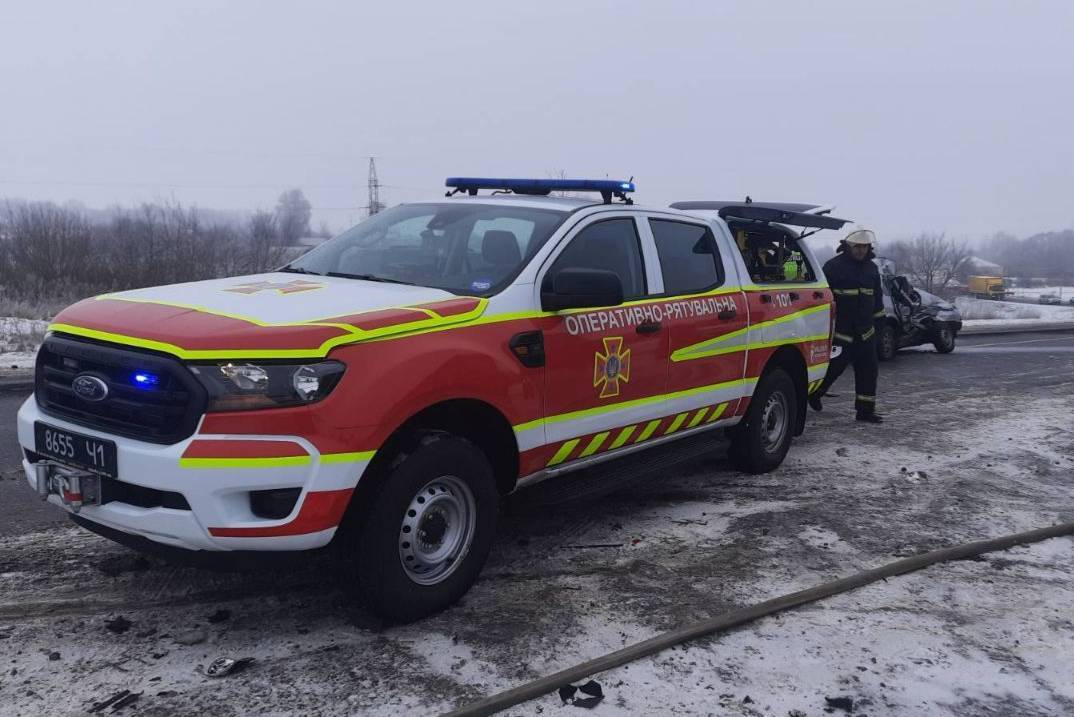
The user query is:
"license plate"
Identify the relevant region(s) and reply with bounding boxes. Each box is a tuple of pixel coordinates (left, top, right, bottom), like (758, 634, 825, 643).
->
(34, 422, 118, 478)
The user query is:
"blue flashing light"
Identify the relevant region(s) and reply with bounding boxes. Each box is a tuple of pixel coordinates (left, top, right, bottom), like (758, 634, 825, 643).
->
(131, 372, 160, 389)
(445, 177, 635, 202)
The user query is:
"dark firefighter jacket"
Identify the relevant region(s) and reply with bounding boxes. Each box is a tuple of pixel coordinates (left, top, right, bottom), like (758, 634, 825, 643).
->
(822, 251, 884, 344)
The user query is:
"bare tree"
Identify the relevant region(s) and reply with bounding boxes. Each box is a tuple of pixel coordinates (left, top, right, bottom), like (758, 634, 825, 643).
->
(887, 233, 972, 293)
(246, 210, 284, 273)
(275, 189, 312, 245)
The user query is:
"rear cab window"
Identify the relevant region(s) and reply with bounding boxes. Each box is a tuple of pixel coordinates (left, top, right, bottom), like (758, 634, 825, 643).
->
(727, 222, 819, 285)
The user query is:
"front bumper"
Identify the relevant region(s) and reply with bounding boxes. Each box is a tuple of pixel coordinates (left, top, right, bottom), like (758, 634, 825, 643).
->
(17, 397, 373, 552)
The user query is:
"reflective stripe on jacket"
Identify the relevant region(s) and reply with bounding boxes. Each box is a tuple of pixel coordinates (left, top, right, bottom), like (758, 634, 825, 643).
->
(822, 252, 884, 342)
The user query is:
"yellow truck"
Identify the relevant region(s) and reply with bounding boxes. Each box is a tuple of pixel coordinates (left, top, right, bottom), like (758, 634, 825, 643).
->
(968, 275, 1010, 300)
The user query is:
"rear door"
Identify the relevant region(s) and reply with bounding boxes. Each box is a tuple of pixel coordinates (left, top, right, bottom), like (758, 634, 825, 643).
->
(648, 216, 749, 424)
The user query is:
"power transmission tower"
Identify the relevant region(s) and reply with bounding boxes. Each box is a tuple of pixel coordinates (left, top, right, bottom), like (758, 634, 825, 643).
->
(366, 157, 385, 216)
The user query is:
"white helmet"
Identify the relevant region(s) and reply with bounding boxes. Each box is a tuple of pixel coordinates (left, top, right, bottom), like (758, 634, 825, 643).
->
(844, 229, 876, 246)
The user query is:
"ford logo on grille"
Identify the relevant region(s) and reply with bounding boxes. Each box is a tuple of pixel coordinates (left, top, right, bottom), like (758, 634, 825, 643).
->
(72, 374, 109, 402)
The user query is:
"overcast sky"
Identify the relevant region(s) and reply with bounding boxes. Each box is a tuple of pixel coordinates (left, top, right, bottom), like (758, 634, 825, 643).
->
(2, 1, 1072, 243)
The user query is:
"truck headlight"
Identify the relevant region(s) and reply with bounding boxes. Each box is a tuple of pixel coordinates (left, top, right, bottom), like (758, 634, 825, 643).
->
(189, 360, 346, 412)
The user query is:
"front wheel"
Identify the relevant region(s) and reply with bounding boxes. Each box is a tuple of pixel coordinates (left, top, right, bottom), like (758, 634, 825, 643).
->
(728, 368, 797, 474)
(933, 324, 956, 353)
(341, 434, 498, 623)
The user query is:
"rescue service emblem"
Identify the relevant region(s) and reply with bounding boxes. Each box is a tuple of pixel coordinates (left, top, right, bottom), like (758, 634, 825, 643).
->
(224, 279, 325, 295)
(593, 336, 631, 398)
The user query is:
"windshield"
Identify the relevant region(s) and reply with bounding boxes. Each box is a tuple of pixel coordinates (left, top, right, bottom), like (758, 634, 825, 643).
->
(287, 203, 568, 295)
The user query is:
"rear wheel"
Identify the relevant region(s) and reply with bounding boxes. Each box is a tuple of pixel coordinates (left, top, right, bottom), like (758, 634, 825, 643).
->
(729, 368, 797, 474)
(340, 434, 498, 623)
(877, 322, 897, 361)
(933, 324, 956, 353)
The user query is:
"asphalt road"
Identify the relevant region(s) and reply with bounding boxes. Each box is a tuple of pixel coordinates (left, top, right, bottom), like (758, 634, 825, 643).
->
(1, 330, 1072, 538)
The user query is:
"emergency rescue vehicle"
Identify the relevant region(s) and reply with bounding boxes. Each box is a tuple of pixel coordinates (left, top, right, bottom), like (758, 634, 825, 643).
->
(17, 178, 848, 621)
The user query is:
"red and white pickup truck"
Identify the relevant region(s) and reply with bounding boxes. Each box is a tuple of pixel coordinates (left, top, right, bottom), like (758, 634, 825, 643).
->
(17, 178, 847, 621)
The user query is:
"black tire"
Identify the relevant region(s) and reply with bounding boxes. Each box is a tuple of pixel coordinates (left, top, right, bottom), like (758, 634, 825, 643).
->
(933, 324, 956, 354)
(340, 434, 498, 623)
(728, 368, 797, 474)
(877, 322, 897, 361)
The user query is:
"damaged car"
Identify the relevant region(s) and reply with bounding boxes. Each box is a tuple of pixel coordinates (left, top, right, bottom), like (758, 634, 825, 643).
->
(874, 258, 962, 360)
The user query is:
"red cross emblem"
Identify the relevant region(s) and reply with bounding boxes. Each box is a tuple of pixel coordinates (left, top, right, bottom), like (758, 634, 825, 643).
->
(224, 279, 325, 295)
(593, 336, 631, 399)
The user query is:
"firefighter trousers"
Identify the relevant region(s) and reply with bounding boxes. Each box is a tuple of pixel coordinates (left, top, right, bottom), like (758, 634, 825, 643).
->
(816, 336, 879, 415)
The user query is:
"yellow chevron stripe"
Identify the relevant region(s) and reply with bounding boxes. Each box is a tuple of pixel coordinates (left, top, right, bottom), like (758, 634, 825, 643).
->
(664, 413, 689, 435)
(547, 439, 580, 466)
(706, 402, 728, 423)
(608, 425, 637, 450)
(579, 432, 610, 458)
(635, 420, 662, 443)
(687, 407, 709, 428)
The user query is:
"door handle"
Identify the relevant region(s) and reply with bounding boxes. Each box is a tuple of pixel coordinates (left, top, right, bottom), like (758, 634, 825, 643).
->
(717, 310, 737, 320)
(760, 294, 773, 304)
(789, 292, 800, 302)
(813, 291, 824, 300)
(636, 321, 662, 335)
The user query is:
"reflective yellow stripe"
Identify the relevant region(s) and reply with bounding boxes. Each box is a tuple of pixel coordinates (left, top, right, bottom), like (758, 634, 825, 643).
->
(664, 413, 689, 435)
(856, 394, 876, 402)
(861, 288, 874, 295)
(635, 420, 662, 443)
(874, 310, 886, 318)
(579, 432, 609, 458)
(687, 407, 709, 428)
(319, 451, 376, 464)
(513, 376, 757, 433)
(861, 327, 875, 340)
(705, 402, 728, 423)
(834, 332, 853, 342)
(608, 425, 637, 450)
(547, 439, 580, 466)
(179, 456, 312, 469)
(832, 288, 860, 296)
(670, 304, 829, 362)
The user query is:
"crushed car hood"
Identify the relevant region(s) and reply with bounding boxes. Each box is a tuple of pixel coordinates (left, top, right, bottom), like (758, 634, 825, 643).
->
(49, 273, 487, 360)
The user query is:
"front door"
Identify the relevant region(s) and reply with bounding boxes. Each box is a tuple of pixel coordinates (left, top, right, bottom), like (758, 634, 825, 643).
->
(539, 217, 668, 462)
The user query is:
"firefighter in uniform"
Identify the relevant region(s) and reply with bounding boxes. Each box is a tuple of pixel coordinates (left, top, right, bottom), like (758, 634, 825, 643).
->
(809, 229, 885, 423)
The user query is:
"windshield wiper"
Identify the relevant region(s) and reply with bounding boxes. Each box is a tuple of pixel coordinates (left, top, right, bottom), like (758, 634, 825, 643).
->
(326, 272, 416, 286)
(278, 266, 323, 276)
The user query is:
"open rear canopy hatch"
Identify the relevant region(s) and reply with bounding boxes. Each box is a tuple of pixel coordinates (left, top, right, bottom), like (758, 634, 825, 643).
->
(669, 200, 852, 231)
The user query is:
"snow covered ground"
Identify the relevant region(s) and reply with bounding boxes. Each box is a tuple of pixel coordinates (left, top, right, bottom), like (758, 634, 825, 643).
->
(0, 317, 48, 370)
(955, 297, 1074, 322)
(1008, 286, 1074, 302)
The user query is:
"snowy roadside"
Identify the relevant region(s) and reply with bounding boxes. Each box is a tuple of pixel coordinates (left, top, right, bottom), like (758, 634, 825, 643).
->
(955, 298, 1074, 335)
(0, 317, 48, 374)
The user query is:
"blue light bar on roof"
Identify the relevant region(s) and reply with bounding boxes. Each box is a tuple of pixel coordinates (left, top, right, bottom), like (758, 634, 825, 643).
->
(445, 177, 635, 202)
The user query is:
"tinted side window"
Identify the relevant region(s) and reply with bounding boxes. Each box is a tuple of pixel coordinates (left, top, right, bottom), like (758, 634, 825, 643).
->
(544, 218, 647, 300)
(650, 219, 724, 295)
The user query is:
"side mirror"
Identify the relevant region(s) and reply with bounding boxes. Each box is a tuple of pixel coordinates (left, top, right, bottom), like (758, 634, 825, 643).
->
(541, 268, 624, 312)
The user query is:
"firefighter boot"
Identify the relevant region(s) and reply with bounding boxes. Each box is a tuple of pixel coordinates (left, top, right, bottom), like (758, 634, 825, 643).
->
(856, 411, 884, 424)
(808, 394, 822, 412)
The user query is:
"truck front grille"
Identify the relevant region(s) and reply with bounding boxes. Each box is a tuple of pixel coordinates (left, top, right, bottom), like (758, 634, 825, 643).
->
(35, 333, 207, 445)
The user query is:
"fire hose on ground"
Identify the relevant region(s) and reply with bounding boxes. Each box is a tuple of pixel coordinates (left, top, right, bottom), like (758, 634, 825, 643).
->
(441, 521, 1074, 717)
